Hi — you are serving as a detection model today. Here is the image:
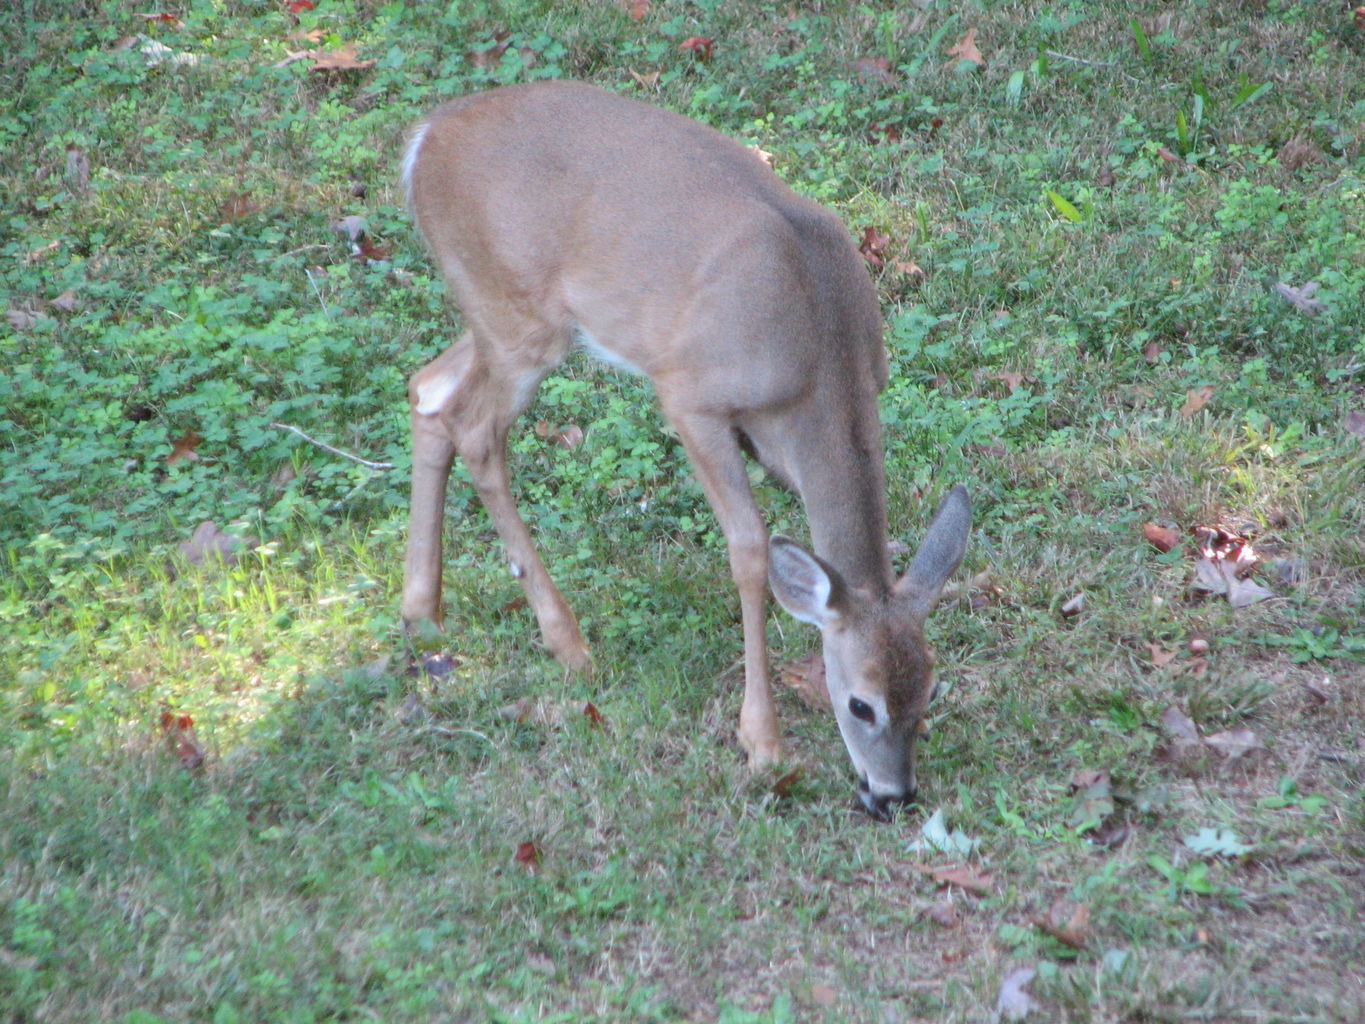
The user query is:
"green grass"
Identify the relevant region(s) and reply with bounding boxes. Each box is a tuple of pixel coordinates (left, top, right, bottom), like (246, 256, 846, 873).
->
(3, 1, 1364, 1021)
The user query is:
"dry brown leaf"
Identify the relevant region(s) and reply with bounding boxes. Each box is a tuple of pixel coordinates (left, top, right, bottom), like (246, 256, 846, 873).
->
(919, 863, 993, 896)
(65, 145, 90, 196)
(1148, 643, 1178, 668)
(176, 521, 255, 567)
(1142, 522, 1180, 553)
(894, 259, 926, 282)
(25, 240, 59, 264)
(622, 0, 651, 21)
(1142, 340, 1164, 363)
(1060, 592, 1084, 618)
(770, 767, 804, 798)
(945, 27, 984, 67)
(49, 289, 80, 313)
(166, 429, 204, 465)
(628, 69, 660, 89)
(679, 36, 715, 61)
(858, 226, 889, 267)
(497, 698, 606, 730)
(219, 192, 259, 222)
(1034, 900, 1091, 950)
(1180, 385, 1214, 418)
(990, 370, 1026, 393)
(1204, 725, 1263, 760)
(927, 900, 960, 928)
(1158, 146, 1188, 167)
(778, 652, 831, 711)
(309, 44, 376, 72)
(1159, 705, 1201, 746)
(514, 840, 542, 872)
(159, 709, 204, 771)
(854, 55, 899, 84)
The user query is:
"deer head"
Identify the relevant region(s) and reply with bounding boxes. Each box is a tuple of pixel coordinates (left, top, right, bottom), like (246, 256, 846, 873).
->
(769, 486, 971, 819)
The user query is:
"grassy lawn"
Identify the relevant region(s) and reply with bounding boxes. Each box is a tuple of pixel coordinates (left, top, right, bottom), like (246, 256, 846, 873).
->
(3, 1, 1363, 1021)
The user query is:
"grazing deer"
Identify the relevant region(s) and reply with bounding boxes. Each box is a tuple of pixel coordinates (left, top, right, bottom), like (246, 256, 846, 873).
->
(400, 81, 970, 819)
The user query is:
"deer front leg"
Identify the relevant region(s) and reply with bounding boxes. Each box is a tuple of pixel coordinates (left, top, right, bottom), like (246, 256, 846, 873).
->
(668, 413, 783, 766)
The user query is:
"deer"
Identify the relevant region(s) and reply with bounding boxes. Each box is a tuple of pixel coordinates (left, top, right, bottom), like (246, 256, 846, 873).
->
(399, 80, 971, 820)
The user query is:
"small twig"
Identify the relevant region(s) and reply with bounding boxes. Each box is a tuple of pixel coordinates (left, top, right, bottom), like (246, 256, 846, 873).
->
(304, 266, 331, 318)
(1044, 49, 1142, 84)
(270, 422, 395, 469)
(280, 243, 332, 259)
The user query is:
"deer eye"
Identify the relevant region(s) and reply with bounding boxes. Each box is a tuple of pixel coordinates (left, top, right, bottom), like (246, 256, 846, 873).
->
(848, 697, 876, 724)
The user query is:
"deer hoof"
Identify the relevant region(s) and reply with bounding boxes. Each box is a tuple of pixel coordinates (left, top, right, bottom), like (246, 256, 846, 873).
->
(738, 727, 784, 769)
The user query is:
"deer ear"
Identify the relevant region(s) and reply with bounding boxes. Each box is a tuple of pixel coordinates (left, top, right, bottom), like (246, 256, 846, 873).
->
(893, 485, 971, 621)
(769, 536, 848, 628)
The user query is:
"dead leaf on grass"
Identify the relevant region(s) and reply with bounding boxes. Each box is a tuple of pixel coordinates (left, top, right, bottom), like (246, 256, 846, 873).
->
(918, 862, 993, 896)
(1159, 705, 1201, 747)
(927, 900, 961, 928)
(858, 225, 890, 267)
(854, 55, 899, 84)
(778, 652, 831, 711)
(811, 983, 838, 1008)
(1142, 522, 1180, 553)
(770, 767, 804, 799)
(498, 698, 607, 729)
(1033, 900, 1091, 950)
(514, 840, 542, 872)
(1180, 385, 1215, 418)
(945, 27, 984, 68)
(1203, 725, 1264, 760)
(176, 521, 255, 566)
(159, 709, 204, 771)
(166, 429, 204, 465)
(629, 69, 661, 89)
(1274, 280, 1323, 317)
(1059, 592, 1084, 618)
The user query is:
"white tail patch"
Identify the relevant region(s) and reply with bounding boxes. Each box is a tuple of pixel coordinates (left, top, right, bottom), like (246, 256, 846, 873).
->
(401, 122, 430, 211)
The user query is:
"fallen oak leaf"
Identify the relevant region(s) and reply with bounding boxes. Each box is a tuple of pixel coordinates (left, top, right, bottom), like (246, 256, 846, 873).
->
(1033, 900, 1091, 950)
(1180, 385, 1214, 418)
(679, 36, 715, 61)
(945, 27, 984, 68)
(166, 429, 204, 465)
(916, 862, 994, 896)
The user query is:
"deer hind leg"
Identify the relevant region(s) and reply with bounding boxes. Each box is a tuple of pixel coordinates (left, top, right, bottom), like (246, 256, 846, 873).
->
(666, 411, 783, 767)
(402, 330, 592, 672)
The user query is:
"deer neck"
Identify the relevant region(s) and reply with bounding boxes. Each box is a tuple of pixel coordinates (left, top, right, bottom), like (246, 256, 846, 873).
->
(796, 405, 892, 596)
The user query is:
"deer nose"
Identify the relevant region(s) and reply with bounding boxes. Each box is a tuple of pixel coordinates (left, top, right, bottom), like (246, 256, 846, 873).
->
(858, 776, 917, 822)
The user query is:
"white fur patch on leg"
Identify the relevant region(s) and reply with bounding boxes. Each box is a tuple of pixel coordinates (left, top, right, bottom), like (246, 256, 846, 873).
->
(400, 122, 430, 211)
(413, 370, 461, 416)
